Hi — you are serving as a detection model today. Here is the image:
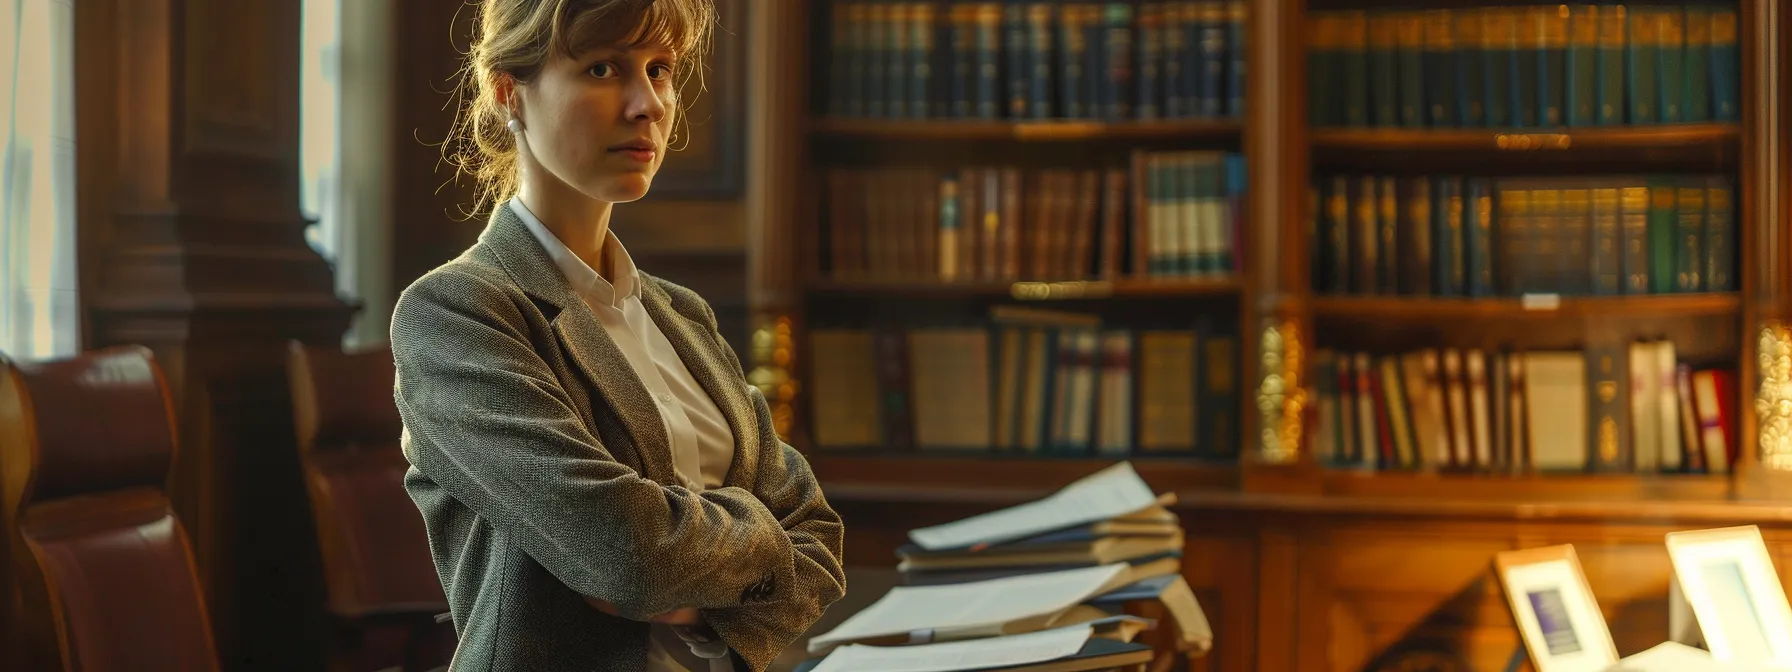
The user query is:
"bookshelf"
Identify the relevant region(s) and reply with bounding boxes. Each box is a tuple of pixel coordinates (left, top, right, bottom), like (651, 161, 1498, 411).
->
(743, 0, 1792, 669)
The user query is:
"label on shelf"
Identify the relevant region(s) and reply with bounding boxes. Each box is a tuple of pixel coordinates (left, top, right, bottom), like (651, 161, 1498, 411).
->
(1521, 293, 1563, 311)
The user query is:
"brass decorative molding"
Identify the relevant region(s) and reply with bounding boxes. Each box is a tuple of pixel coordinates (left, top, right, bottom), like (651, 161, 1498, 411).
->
(1255, 320, 1305, 464)
(1757, 322, 1792, 470)
(747, 315, 798, 440)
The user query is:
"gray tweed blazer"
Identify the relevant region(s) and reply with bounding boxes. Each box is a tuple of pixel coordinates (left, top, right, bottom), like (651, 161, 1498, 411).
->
(390, 205, 846, 671)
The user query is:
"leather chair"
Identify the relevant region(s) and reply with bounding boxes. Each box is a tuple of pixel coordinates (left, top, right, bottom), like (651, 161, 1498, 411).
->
(0, 345, 219, 672)
(286, 341, 452, 672)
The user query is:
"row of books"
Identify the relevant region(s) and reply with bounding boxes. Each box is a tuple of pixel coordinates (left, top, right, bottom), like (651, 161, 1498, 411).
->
(1311, 340, 1733, 475)
(1309, 173, 1735, 297)
(1309, 5, 1740, 129)
(807, 307, 1239, 458)
(823, 151, 1245, 283)
(796, 463, 1210, 671)
(822, 1, 1247, 121)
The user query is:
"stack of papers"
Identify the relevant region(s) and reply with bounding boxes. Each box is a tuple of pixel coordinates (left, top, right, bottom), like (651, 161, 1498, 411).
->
(799, 462, 1212, 671)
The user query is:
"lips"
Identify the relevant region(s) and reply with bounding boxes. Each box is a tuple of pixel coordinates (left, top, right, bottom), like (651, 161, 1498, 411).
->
(608, 139, 656, 163)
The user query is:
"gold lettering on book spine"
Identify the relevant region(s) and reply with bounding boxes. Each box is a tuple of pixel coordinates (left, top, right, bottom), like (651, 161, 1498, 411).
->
(748, 316, 799, 440)
(1255, 321, 1305, 463)
(1758, 323, 1792, 470)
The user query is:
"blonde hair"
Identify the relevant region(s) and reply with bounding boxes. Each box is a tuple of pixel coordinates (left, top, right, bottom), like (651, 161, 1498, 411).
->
(446, 0, 717, 216)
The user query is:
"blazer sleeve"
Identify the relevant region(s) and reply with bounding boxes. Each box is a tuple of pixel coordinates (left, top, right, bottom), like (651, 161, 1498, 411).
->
(390, 268, 796, 621)
(684, 297, 848, 671)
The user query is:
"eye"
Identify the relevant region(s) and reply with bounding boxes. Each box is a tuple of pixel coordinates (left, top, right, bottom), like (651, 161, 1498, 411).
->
(647, 63, 673, 81)
(587, 62, 617, 79)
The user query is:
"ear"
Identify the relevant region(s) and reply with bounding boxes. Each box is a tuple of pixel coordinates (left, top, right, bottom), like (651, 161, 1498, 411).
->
(488, 71, 521, 116)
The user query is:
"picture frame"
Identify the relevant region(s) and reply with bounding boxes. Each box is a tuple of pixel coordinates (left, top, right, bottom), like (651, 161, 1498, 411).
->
(1494, 544, 1620, 672)
(1665, 525, 1792, 665)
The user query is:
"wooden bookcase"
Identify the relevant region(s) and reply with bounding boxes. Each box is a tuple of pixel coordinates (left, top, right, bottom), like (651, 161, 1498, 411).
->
(744, 0, 1792, 669)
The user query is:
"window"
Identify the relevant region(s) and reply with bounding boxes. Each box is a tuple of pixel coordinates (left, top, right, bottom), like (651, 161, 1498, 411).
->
(1, 0, 80, 360)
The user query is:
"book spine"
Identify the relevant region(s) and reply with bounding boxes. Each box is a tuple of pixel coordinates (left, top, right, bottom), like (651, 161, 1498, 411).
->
(1711, 8, 1739, 122)
(1656, 7, 1686, 124)
(1484, 9, 1516, 127)
(1454, 9, 1484, 127)
(1196, 1, 1223, 118)
(1590, 185, 1622, 296)
(1627, 7, 1659, 125)
(1396, 12, 1426, 127)
(1540, 5, 1568, 126)
(1026, 2, 1053, 118)
(1423, 10, 1454, 127)
(1620, 185, 1651, 294)
(1596, 5, 1625, 125)
(1531, 188, 1562, 293)
(912, 3, 935, 119)
(1161, 2, 1184, 118)
(1367, 13, 1399, 126)
(1466, 177, 1495, 297)
(888, 2, 911, 117)
(1226, 0, 1247, 116)
(1647, 179, 1677, 294)
(1515, 7, 1542, 127)
(1400, 177, 1434, 296)
(1566, 5, 1598, 126)
(1136, 3, 1163, 119)
(1705, 177, 1734, 292)
(1683, 5, 1711, 122)
(975, 3, 1002, 119)
(1675, 179, 1706, 293)
(1586, 343, 1633, 473)
(1559, 187, 1591, 296)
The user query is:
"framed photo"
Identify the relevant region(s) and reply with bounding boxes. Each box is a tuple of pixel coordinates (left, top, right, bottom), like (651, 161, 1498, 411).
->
(1665, 525, 1792, 664)
(1494, 545, 1620, 672)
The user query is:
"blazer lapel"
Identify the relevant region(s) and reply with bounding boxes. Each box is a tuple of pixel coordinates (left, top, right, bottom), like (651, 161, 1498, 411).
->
(476, 205, 676, 484)
(637, 279, 761, 486)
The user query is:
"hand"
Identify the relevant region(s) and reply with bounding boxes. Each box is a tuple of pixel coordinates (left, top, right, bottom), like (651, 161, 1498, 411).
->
(584, 596, 704, 625)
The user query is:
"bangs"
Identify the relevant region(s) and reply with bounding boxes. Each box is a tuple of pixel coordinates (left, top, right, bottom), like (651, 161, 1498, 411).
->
(555, 0, 713, 62)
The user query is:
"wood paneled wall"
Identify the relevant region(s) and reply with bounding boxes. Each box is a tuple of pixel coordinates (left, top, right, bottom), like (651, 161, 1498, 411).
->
(389, 0, 753, 358)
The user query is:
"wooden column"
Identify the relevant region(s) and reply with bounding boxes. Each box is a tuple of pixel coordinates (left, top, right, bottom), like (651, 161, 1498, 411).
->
(74, 0, 352, 668)
(1743, 0, 1792, 496)
(744, 0, 811, 442)
(1243, 0, 1318, 490)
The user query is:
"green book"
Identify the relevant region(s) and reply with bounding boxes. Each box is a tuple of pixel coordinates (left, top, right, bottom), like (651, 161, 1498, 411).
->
(1515, 7, 1543, 127)
(1400, 177, 1434, 296)
(1541, 6, 1569, 127)
(1378, 176, 1400, 291)
(1559, 187, 1592, 295)
(1566, 5, 1599, 126)
(1656, 8, 1686, 124)
(1497, 185, 1532, 295)
(1590, 184, 1623, 295)
(1368, 13, 1401, 126)
(1712, 9, 1739, 122)
(1620, 185, 1652, 294)
(1674, 180, 1706, 292)
(1396, 12, 1426, 127)
(1647, 179, 1677, 294)
(1683, 6, 1712, 122)
(1596, 5, 1626, 125)
(1424, 10, 1456, 126)
(1341, 11, 1370, 126)
(1354, 176, 1380, 293)
(1628, 8, 1660, 124)
(1455, 10, 1485, 126)
(1531, 188, 1562, 293)
(1705, 177, 1733, 292)
(1483, 10, 1516, 127)
(1309, 13, 1338, 126)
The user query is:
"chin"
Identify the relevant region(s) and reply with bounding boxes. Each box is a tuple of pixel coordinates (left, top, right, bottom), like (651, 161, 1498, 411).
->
(588, 175, 654, 203)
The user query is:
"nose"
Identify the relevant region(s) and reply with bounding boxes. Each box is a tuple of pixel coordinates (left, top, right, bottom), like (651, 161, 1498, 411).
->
(622, 72, 668, 125)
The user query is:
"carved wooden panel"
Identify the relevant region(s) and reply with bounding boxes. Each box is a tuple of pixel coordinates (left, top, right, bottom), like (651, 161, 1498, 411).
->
(183, 0, 289, 159)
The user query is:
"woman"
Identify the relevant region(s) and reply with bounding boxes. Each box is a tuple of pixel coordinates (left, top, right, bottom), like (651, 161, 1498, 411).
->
(389, 1, 846, 670)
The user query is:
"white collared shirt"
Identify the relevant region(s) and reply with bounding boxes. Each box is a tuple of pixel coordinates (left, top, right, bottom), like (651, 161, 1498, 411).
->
(511, 198, 737, 672)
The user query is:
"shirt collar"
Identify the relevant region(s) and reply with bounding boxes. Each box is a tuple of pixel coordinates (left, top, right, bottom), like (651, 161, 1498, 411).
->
(508, 198, 640, 308)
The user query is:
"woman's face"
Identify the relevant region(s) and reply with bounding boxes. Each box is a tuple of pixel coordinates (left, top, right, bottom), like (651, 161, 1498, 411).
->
(512, 40, 679, 203)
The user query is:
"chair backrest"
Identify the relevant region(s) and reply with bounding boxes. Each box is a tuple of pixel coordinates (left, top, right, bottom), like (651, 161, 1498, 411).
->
(0, 345, 219, 672)
(286, 341, 445, 617)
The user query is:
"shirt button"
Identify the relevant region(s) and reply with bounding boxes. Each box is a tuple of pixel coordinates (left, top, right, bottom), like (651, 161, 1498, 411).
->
(658, 392, 673, 403)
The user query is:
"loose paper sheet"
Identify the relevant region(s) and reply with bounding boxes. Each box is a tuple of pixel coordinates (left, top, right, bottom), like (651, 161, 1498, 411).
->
(806, 564, 1126, 654)
(1605, 642, 1789, 671)
(907, 462, 1158, 551)
(809, 624, 1092, 672)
